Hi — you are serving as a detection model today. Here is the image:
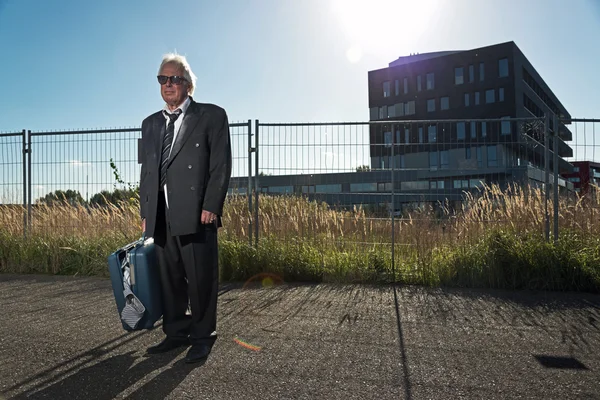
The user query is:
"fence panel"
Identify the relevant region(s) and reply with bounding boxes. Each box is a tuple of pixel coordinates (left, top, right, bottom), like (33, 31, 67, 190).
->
(252, 117, 550, 284)
(26, 122, 252, 238)
(559, 118, 600, 240)
(28, 128, 142, 237)
(0, 130, 26, 237)
(223, 121, 254, 244)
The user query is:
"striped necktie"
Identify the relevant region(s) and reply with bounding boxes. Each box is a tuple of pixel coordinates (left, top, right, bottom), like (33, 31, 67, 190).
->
(159, 109, 182, 188)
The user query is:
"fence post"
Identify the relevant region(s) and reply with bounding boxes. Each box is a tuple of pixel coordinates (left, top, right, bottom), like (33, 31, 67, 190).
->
(390, 122, 395, 283)
(254, 119, 259, 248)
(21, 129, 27, 239)
(544, 114, 550, 241)
(27, 130, 32, 232)
(247, 119, 253, 246)
(553, 114, 559, 242)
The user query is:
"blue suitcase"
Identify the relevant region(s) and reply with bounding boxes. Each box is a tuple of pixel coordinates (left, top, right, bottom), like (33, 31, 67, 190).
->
(108, 237, 163, 331)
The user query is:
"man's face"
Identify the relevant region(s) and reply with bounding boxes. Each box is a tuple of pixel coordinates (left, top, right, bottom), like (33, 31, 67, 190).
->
(159, 63, 190, 107)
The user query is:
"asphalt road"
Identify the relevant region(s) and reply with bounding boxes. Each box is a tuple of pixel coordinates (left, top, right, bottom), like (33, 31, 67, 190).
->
(0, 274, 598, 399)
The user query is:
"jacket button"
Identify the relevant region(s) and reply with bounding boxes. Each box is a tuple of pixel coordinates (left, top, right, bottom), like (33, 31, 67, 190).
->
(195, 143, 199, 147)
(191, 186, 195, 191)
(188, 165, 192, 169)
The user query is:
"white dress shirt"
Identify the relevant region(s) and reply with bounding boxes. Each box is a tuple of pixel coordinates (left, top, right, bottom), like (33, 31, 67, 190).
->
(162, 96, 191, 206)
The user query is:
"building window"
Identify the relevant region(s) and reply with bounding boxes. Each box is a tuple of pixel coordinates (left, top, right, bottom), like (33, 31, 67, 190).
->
(487, 146, 498, 167)
(384, 131, 393, 147)
(383, 81, 391, 97)
(476, 147, 483, 167)
(370, 107, 378, 120)
(316, 184, 342, 193)
(441, 96, 450, 110)
(455, 67, 464, 85)
(466, 147, 471, 159)
(469, 64, 474, 83)
(404, 77, 408, 94)
(464, 93, 470, 107)
(395, 103, 404, 117)
(302, 185, 315, 194)
(429, 152, 438, 171)
(401, 181, 429, 191)
(440, 151, 449, 169)
(499, 58, 509, 77)
(470, 179, 484, 188)
(499, 87, 505, 102)
(568, 177, 581, 183)
(501, 117, 511, 135)
(377, 182, 393, 191)
(350, 183, 377, 192)
(574, 167, 580, 172)
(268, 185, 293, 194)
(379, 107, 385, 119)
(394, 154, 405, 169)
(428, 125, 437, 142)
(454, 179, 469, 189)
(427, 99, 436, 112)
(404, 100, 416, 115)
(479, 62, 485, 81)
(470, 121, 476, 138)
(485, 89, 495, 103)
(418, 127, 423, 143)
(388, 105, 395, 118)
(457, 122, 466, 140)
(417, 75, 422, 91)
(395, 80, 400, 96)
(426, 73, 435, 90)
(395, 129, 401, 144)
(475, 92, 480, 105)
(405, 128, 410, 144)
(481, 121, 487, 137)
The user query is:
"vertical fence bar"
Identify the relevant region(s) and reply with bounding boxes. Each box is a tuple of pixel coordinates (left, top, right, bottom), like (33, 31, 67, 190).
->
(553, 114, 559, 241)
(21, 129, 27, 239)
(544, 114, 550, 241)
(27, 130, 32, 232)
(390, 122, 395, 283)
(254, 119, 259, 247)
(247, 119, 253, 246)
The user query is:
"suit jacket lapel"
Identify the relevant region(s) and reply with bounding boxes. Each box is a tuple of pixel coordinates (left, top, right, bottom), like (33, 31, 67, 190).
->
(153, 113, 166, 166)
(168, 100, 203, 166)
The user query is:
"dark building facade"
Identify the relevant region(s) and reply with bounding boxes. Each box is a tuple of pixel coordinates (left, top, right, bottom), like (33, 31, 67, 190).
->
(229, 42, 574, 213)
(367, 41, 573, 184)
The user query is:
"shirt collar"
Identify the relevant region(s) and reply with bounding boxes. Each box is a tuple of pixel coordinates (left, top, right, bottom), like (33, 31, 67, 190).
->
(163, 96, 191, 116)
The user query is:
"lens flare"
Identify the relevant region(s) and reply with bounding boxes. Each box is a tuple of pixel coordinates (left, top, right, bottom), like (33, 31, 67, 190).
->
(234, 337, 261, 351)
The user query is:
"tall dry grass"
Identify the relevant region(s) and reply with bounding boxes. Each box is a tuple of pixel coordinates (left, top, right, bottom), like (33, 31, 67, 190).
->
(1, 183, 599, 290)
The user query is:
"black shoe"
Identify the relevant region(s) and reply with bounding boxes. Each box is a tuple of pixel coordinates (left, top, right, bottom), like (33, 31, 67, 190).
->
(185, 344, 212, 363)
(147, 337, 190, 354)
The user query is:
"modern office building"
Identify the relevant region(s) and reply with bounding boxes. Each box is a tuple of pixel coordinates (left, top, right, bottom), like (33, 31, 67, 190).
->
(367, 41, 573, 191)
(563, 161, 600, 197)
(229, 41, 574, 212)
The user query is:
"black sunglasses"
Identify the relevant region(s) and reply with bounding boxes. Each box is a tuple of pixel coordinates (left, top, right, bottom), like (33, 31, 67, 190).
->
(157, 75, 188, 85)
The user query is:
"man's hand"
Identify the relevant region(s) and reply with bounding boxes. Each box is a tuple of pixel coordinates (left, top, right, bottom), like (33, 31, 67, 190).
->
(142, 218, 146, 233)
(201, 210, 217, 225)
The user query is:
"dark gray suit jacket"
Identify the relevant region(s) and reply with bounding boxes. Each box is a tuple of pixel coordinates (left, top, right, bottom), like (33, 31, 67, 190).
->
(139, 98, 232, 237)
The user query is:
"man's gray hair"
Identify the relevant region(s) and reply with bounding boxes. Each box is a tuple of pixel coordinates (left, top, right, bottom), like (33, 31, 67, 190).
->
(158, 53, 197, 96)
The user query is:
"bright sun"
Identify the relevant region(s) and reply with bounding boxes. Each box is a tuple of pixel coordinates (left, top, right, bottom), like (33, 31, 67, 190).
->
(331, 0, 440, 63)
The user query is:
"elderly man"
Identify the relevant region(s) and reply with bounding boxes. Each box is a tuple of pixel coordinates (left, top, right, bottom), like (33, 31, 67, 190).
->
(139, 53, 232, 363)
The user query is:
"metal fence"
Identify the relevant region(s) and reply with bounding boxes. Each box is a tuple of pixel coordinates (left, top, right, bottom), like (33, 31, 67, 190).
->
(1, 117, 599, 261)
(0, 130, 27, 237)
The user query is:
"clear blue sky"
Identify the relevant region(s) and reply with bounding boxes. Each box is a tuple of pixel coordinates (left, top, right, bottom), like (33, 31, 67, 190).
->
(1, 0, 599, 131)
(1, 0, 599, 203)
